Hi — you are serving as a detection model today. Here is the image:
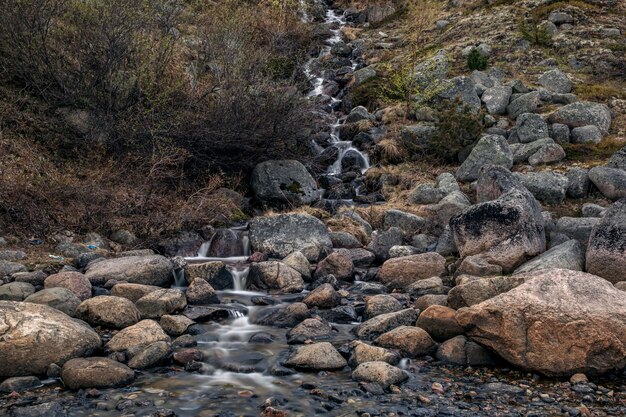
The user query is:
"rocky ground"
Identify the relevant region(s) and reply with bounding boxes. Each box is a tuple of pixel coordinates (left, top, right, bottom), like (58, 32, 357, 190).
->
(1, 0, 626, 416)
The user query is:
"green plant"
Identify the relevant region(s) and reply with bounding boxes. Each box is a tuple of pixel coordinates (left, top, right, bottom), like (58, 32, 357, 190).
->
(467, 48, 488, 71)
(427, 104, 483, 162)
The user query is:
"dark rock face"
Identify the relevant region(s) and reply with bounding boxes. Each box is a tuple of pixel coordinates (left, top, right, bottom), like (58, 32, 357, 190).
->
(251, 160, 321, 207)
(586, 199, 626, 283)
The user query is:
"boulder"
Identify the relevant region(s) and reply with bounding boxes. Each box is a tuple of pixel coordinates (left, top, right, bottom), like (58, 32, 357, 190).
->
(366, 227, 403, 261)
(438, 76, 481, 112)
(106, 319, 170, 357)
(456, 135, 513, 182)
(375, 326, 437, 357)
(586, 199, 626, 283)
(251, 160, 320, 207)
(0, 301, 101, 377)
(61, 358, 134, 390)
(251, 302, 310, 328)
(548, 102, 611, 134)
(436, 335, 497, 366)
(556, 216, 600, 245)
(127, 341, 170, 369)
(384, 209, 426, 238)
(284, 342, 347, 370)
(588, 167, 626, 201)
(456, 269, 626, 375)
(286, 318, 333, 344)
(247, 261, 304, 294)
(510, 138, 555, 164)
(282, 251, 312, 279)
(352, 361, 407, 388)
(355, 308, 420, 340)
(566, 167, 590, 199)
(416, 305, 463, 341)
(515, 171, 568, 205)
(455, 255, 502, 277)
(159, 314, 194, 336)
(571, 125, 603, 144)
(378, 253, 446, 290)
(425, 191, 472, 225)
(409, 183, 445, 204)
(24, 288, 81, 316)
(538, 69, 572, 94)
(507, 91, 541, 119)
(314, 250, 354, 281)
(111, 283, 161, 303)
(481, 85, 512, 115)
(185, 261, 233, 290)
(516, 113, 549, 143)
(528, 143, 566, 166)
(513, 239, 585, 275)
(415, 294, 448, 311)
(364, 294, 403, 319)
(0, 261, 27, 279)
(406, 276, 447, 297)
(136, 288, 187, 319)
(447, 275, 527, 309)
(0, 282, 35, 301)
(349, 341, 400, 366)
(249, 214, 332, 262)
(607, 146, 626, 171)
(185, 278, 219, 304)
(44, 271, 92, 301)
(84, 255, 173, 287)
(303, 283, 340, 309)
(76, 295, 141, 329)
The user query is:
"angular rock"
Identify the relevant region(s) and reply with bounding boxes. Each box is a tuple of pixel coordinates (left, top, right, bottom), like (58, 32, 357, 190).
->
(247, 261, 304, 294)
(24, 288, 81, 316)
(481, 85, 512, 115)
(436, 335, 497, 366)
(286, 318, 333, 344)
(314, 250, 354, 281)
(159, 314, 194, 336)
(456, 135, 513, 182)
(566, 167, 590, 199)
(416, 305, 463, 341)
(548, 102, 612, 134)
(516, 113, 549, 143)
(556, 216, 600, 245)
(185, 278, 219, 304)
(514, 240, 585, 275)
(607, 146, 626, 171)
(383, 209, 426, 237)
(507, 91, 541, 119)
(111, 283, 161, 303)
(528, 143, 566, 166)
(136, 288, 187, 319)
(448, 275, 527, 309)
(538, 69, 572, 94)
(366, 227, 403, 261)
(515, 171, 568, 205)
(185, 261, 233, 290)
(355, 308, 420, 340)
(0, 301, 101, 377)
(588, 167, 626, 201)
(127, 341, 170, 369)
(251, 160, 321, 207)
(456, 269, 626, 375)
(282, 251, 311, 279)
(303, 283, 340, 309)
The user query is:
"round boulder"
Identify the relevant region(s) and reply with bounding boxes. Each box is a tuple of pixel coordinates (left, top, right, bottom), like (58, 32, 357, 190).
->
(61, 357, 134, 390)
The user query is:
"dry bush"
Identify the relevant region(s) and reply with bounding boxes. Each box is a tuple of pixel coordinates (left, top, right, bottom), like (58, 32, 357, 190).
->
(325, 216, 371, 245)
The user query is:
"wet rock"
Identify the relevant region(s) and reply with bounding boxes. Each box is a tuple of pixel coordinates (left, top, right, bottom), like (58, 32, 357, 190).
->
(507, 91, 541, 119)
(352, 361, 407, 388)
(173, 348, 204, 365)
(367, 227, 403, 261)
(185, 278, 219, 305)
(349, 341, 400, 366)
(286, 318, 333, 344)
(586, 199, 626, 283)
(282, 251, 312, 279)
(84, 255, 173, 287)
(247, 261, 304, 294)
(375, 326, 437, 357)
(548, 102, 611, 134)
(76, 295, 141, 329)
(159, 231, 203, 258)
(458, 269, 626, 375)
(0, 282, 35, 301)
(185, 261, 233, 290)
(111, 283, 161, 303)
(383, 209, 426, 237)
(0, 301, 101, 377)
(303, 283, 340, 309)
(9, 402, 66, 417)
(206, 228, 242, 258)
(571, 125, 603, 144)
(364, 294, 402, 319)
(252, 302, 309, 328)
(44, 271, 92, 301)
(136, 288, 187, 319)
(588, 167, 626, 201)
(378, 253, 446, 290)
(24, 287, 81, 316)
(514, 239, 585, 275)
(436, 335, 497, 366)
(416, 305, 463, 341)
(355, 308, 420, 340)
(284, 342, 347, 370)
(0, 376, 41, 393)
(61, 357, 134, 390)
(447, 275, 527, 309)
(251, 160, 321, 207)
(538, 69, 572, 94)
(515, 171, 568, 205)
(566, 167, 590, 199)
(127, 341, 170, 369)
(481, 85, 512, 115)
(106, 319, 170, 357)
(159, 314, 194, 336)
(249, 214, 332, 262)
(249, 332, 275, 344)
(456, 135, 513, 182)
(314, 250, 354, 281)
(183, 305, 247, 322)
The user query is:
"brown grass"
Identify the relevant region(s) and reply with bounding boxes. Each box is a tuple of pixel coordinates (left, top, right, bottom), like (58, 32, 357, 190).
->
(325, 216, 371, 245)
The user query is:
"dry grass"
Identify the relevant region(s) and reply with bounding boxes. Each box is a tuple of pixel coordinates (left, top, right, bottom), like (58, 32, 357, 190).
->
(325, 216, 371, 244)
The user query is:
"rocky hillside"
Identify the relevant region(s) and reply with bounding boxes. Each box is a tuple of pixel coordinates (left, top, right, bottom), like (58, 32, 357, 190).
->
(1, 0, 625, 416)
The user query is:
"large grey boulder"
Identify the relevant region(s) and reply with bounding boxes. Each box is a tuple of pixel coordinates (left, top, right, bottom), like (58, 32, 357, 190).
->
(548, 102, 612, 134)
(586, 199, 626, 283)
(456, 269, 626, 376)
(555, 217, 600, 245)
(383, 209, 426, 237)
(507, 91, 541, 119)
(513, 239, 585, 275)
(571, 125, 603, 144)
(355, 308, 420, 340)
(0, 301, 101, 377)
(249, 213, 332, 262)
(516, 113, 549, 143)
(607, 146, 626, 171)
(566, 167, 590, 199)
(528, 143, 566, 166)
(0, 282, 35, 301)
(588, 167, 626, 201)
(456, 135, 513, 182)
(437, 76, 481, 112)
(452, 168, 545, 272)
(84, 255, 173, 287)
(481, 85, 512, 115)
(24, 288, 81, 316)
(510, 138, 555, 164)
(251, 160, 320, 207)
(514, 171, 568, 205)
(538, 69, 572, 94)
